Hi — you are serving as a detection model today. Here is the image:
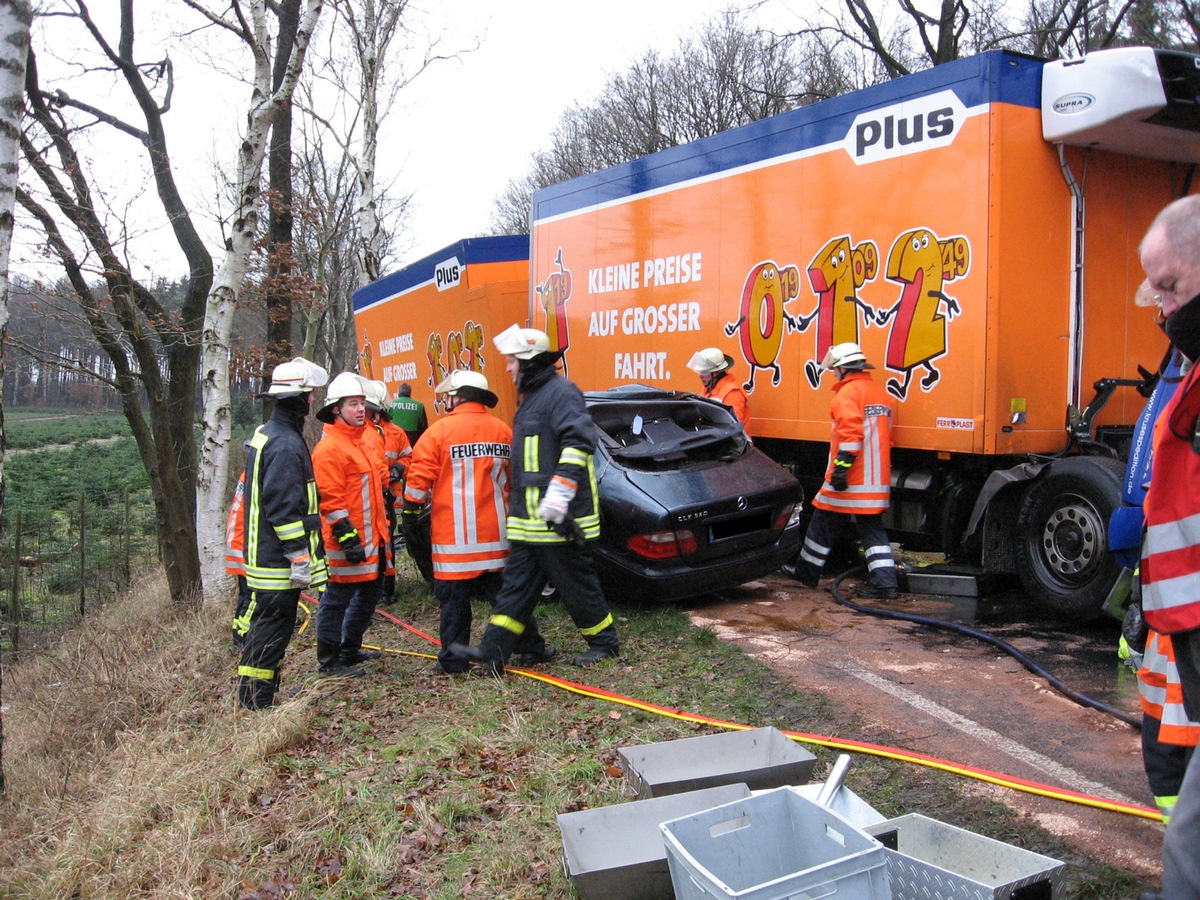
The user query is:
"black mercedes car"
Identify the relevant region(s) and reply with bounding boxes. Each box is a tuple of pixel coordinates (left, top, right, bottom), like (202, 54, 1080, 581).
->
(403, 386, 804, 603)
(584, 385, 803, 603)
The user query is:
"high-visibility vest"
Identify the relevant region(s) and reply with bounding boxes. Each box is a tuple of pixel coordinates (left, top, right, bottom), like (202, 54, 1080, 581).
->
(403, 402, 511, 579)
(812, 371, 894, 515)
(313, 419, 388, 583)
(1139, 629, 1200, 747)
(224, 472, 246, 577)
(1141, 364, 1200, 634)
(706, 374, 751, 436)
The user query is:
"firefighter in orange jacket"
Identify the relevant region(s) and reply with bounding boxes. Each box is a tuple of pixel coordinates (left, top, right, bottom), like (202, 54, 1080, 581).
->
(312, 372, 389, 676)
(227, 470, 251, 647)
(365, 379, 411, 604)
(403, 370, 554, 673)
(790, 342, 899, 598)
(687, 347, 751, 435)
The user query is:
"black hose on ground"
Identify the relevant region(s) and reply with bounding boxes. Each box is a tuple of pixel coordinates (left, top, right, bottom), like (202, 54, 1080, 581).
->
(828, 566, 1143, 730)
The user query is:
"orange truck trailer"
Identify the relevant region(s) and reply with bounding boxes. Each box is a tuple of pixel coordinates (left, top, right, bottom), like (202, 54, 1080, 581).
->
(519, 47, 1200, 621)
(353, 235, 530, 428)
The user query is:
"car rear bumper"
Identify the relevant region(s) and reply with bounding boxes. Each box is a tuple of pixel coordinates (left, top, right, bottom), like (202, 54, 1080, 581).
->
(593, 528, 801, 603)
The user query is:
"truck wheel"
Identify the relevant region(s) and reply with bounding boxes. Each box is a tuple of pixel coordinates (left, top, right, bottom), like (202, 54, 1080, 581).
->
(1014, 456, 1124, 621)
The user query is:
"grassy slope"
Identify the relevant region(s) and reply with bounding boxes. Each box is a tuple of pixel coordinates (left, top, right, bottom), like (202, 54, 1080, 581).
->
(0, 565, 1145, 899)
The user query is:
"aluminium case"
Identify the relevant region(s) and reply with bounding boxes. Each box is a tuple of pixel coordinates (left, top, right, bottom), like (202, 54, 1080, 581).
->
(866, 813, 1065, 899)
(557, 783, 752, 900)
(618, 726, 817, 799)
(529, 51, 1173, 457)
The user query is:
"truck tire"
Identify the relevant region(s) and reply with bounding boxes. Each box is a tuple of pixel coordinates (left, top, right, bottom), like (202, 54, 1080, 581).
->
(1014, 456, 1124, 621)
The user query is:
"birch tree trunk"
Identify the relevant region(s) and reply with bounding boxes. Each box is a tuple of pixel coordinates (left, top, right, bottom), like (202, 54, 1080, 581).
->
(194, 0, 324, 600)
(0, 0, 32, 801)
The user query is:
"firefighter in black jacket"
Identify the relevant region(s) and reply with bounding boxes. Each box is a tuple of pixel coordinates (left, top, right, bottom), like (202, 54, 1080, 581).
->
(451, 325, 620, 673)
(238, 357, 330, 710)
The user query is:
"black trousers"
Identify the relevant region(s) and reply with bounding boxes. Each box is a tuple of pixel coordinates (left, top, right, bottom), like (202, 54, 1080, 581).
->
(480, 540, 618, 660)
(316, 575, 382, 666)
(434, 570, 548, 672)
(798, 508, 897, 588)
(237, 587, 301, 709)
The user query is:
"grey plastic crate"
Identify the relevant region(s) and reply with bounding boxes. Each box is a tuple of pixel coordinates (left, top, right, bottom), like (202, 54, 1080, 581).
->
(558, 783, 752, 900)
(865, 814, 1065, 900)
(660, 787, 892, 900)
(618, 727, 817, 799)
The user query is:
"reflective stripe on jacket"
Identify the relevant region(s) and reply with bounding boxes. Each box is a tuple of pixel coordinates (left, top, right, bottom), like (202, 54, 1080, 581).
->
(403, 401, 511, 579)
(706, 374, 751, 436)
(225, 471, 246, 576)
(507, 367, 600, 544)
(813, 371, 894, 515)
(1139, 629, 1200, 747)
(1142, 364, 1200, 634)
(243, 407, 327, 592)
(313, 419, 388, 582)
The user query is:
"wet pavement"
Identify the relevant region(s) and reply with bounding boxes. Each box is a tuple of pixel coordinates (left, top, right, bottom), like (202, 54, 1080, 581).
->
(683, 569, 1162, 883)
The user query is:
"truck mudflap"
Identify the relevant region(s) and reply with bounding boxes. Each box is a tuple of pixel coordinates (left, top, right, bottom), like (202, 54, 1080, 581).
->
(971, 456, 1124, 621)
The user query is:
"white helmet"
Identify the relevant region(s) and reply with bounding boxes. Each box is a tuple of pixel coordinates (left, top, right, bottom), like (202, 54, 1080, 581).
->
(365, 379, 389, 412)
(687, 347, 731, 375)
(435, 369, 499, 408)
(493, 324, 551, 359)
(316, 372, 369, 423)
(261, 357, 328, 397)
(821, 342, 872, 372)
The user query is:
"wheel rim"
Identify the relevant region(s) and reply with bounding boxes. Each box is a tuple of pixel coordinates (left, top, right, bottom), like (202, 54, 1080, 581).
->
(1039, 494, 1104, 584)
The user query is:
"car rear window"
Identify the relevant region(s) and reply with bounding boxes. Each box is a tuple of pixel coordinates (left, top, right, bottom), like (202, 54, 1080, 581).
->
(588, 393, 750, 469)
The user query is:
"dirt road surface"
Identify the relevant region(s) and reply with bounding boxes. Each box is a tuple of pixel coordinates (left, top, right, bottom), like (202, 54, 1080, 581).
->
(687, 571, 1164, 882)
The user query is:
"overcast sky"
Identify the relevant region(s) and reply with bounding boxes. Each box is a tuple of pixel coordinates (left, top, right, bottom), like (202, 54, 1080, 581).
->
(15, 0, 803, 281)
(389, 0, 785, 267)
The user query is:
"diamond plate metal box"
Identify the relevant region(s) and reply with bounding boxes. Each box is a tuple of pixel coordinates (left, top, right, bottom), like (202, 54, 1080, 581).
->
(865, 814, 1065, 900)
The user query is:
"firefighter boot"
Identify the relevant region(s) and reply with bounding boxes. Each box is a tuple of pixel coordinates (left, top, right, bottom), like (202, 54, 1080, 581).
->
(447, 642, 505, 677)
(856, 582, 898, 600)
(570, 644, 620, 666)
(342, 646, 382, 665)
(318, 642, 365, 678)
(238, 676, 275, 711)
(511, 644, 559, 666)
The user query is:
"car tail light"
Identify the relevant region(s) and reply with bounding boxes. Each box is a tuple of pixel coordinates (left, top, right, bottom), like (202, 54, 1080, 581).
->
(774, 502, 804, 531)
(627, 529, 698, 559)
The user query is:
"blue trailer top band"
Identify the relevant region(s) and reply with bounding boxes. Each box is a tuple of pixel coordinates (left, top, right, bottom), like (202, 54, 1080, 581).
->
(532, 50, 1044, 224)
(352, 234, 530, 312)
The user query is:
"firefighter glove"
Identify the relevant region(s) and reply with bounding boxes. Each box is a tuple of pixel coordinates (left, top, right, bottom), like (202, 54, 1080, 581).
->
(538, 477, 576, 525)
(289, 555, 312, 588)
(389, 463, 407, 484)
(332, 518, 366, 564)
(1122, 601, 1148, 655)
(830, 451, 855, 492)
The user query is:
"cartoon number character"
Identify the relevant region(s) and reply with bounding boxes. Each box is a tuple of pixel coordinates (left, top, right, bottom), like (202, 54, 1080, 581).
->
(446, 330, 467, 373)
(536, 248, 573, 372)
(877, 228, 968, 400)
(723, 261, 801, 392)
(463, 320, 486, 373)
(358, 330, 374, 381)
(795, 237, 880, 389)
(426, 332, 449, 412)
